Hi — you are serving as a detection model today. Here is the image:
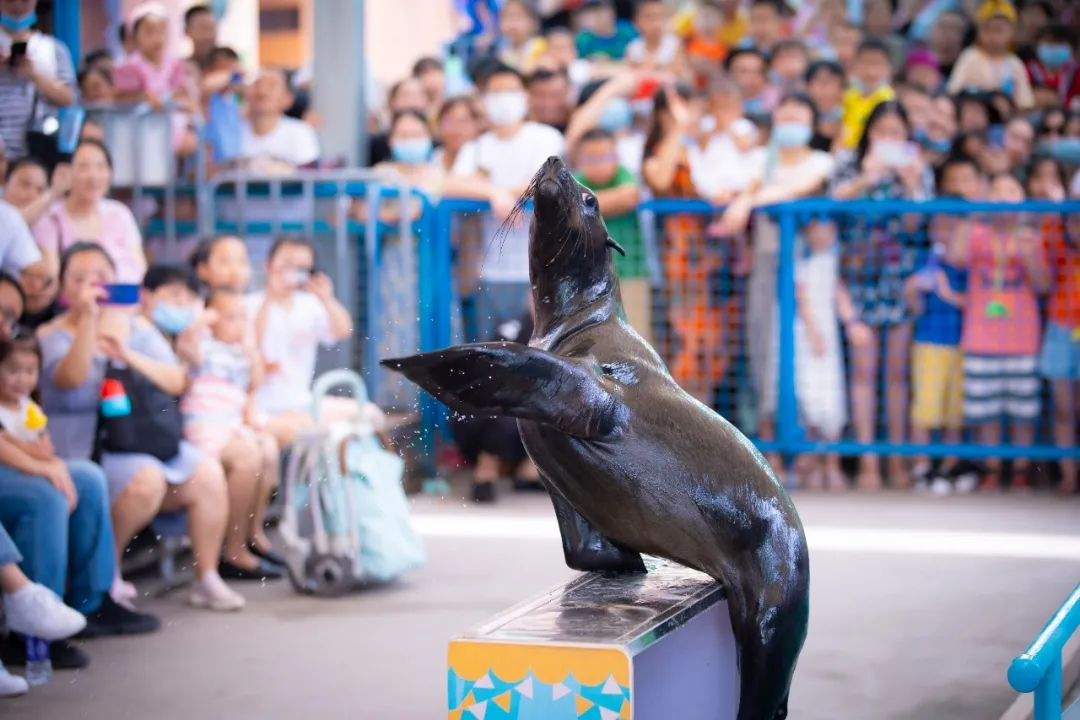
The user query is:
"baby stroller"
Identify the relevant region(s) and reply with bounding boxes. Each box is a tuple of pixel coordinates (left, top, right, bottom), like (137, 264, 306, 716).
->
(278, 370, 426, 597)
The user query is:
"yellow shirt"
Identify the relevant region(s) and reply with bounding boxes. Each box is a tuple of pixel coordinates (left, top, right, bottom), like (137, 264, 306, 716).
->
(672, 7, 748, 49)
(840, 84, 897, 150)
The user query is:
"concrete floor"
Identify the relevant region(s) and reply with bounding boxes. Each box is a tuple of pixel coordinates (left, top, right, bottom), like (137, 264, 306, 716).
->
(5, 491, 1079, 720)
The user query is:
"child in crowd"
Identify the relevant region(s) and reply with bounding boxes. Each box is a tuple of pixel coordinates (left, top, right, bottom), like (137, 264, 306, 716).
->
(840, 39, 897, 150)
(684, 0, 729, 84)
(961, 173, 1052, 491)
(181, 289, 264, 457)
(625, 0, 687, 77)
(946, 0, 1035, 110)
(191, 235, 252, 292)
(496, 0, 543, 72)
(574, 0, 638, 62)
(745, 0, 787, 54)
(905, 215, 971, 494)
(572, 128, 649, 341)
(246, 236, 354, 448)
(112, 3, 191, 109)
(792, 220, 868, 490)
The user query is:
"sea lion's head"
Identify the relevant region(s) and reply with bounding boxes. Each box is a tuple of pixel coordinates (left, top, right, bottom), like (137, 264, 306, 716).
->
(512, 156, 624, 323)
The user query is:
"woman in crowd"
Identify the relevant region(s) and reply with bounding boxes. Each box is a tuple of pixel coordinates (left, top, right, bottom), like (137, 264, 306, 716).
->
(712, 93, 843, 480)
(829, 100, 935, 489)
(32, 140, 147, 286)
(38, 243, 244, 612)
(2, 159, 67, 327)
(642, 84, 718, 404)
(434, 97, 482, 172)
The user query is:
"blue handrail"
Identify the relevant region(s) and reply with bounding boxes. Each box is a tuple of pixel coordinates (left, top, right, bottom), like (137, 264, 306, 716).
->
(1009, 584, 1080, 720)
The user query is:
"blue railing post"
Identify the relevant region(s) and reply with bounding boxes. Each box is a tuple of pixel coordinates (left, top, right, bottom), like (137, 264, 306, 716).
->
(1035, 654, 1063, 720)
(776, 206, 799, 461)
(1009, 584, 1080, 720)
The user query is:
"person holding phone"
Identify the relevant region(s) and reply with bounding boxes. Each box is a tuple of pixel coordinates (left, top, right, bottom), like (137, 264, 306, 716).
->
(0, 0, 77, 161)
(246, 236, 353, 449)
(37, 243, 246, 613)
(829, 100, 936, 491)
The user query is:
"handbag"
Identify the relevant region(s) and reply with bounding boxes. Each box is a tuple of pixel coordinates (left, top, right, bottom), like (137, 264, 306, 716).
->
(95, 362, 183, 461)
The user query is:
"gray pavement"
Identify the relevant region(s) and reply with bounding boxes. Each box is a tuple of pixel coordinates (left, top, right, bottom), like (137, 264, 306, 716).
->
(5, 491, 1079, 720)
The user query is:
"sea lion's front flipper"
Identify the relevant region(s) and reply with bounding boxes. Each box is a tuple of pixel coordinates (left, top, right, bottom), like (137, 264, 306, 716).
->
(541, 472, 646, 574)
(381, 342, 626, 439)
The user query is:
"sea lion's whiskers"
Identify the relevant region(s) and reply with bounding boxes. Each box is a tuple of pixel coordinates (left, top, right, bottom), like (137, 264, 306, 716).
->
(483, 176, 542, 272)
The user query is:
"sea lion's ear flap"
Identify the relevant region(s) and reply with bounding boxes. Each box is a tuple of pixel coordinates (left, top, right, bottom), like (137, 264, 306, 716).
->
(381, 343, 626, 439)
(606, 237, 626, 256)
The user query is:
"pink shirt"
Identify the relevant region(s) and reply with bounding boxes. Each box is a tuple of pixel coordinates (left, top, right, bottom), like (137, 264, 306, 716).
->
(112, 52, 187, 97)
(32, 200, 146, 284)
(961, 223, 1047, 357)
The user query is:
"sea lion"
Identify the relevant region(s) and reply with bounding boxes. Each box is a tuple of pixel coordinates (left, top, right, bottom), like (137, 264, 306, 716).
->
(381, 156, 809, 720)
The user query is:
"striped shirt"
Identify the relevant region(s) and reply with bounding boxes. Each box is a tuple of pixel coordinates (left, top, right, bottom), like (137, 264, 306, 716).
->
(0, 32, 77, 160)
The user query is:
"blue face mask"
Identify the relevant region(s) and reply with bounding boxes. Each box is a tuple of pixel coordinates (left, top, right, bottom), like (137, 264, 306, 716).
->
(1037, 44, 1073, 70)
(598, 98, 632, 133)
(915, 128, 952, 153)
(772, 122, 812, 148)
(390, 138, 433, 165)
(0, 11, 36, 33)
(151, 303, 195, 336)
(820, 106, 843, 122)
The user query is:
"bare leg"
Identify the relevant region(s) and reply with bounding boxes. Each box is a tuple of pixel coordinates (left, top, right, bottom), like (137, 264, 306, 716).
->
(0, 564, 29, 594)
(759, 415, 785, 478)
(160, 459, 228, 579)
(218, 433, 264, 569)
(111, 468, 167, 566)
(263, 411, 315, 450)
(910, 425, 931, 476)
(977, 423, 1003, 489)
(1053, 380, 1078, 492)
(251, 432, 280, 552)
(885, 324, 912, 487)
(850, 326, 881, 489)
(1009, 421, 1036, 489)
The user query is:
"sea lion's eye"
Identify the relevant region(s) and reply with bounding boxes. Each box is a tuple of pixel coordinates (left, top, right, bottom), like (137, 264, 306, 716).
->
(583, 192, 597, 209)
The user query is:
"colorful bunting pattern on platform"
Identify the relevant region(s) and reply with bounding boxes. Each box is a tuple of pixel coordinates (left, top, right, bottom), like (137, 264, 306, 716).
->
(447, 668, 631, 720)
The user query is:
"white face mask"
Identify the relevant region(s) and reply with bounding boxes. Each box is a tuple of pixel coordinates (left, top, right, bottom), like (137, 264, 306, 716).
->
(485, 91, 528, 127)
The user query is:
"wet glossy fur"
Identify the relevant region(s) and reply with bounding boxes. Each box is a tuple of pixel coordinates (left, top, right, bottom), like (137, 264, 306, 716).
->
(382, 157, 809, 720)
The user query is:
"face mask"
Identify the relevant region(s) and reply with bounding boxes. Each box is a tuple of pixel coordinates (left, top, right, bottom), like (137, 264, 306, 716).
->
(598, 98, 632, 132)
(390, 138, 433, 165)
(287, 269, 311, 288)
(817, 45, 839, 61)
(743, 96, 767, 115)
(772, 122, 812, 148)
(484, 91, 528, 126)
(0, 11, 36, 33)
(699, 114, 717, 134)
(151, 303, 195, 336)
(1037, 44, 1072, 70)
(850, 78, 883, 95)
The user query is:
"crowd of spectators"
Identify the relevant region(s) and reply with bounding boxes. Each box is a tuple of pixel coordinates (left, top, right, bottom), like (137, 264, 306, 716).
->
(0, 0, 1079, 696)
(0, 0, 358, 696)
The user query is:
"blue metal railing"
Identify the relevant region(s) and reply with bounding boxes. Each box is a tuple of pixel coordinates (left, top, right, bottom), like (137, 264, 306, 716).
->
(157, 186, 1080, 463)
(1009, 585, 1080, 720)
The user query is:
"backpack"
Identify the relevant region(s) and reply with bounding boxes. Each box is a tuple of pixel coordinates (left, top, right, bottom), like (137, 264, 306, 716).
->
(95, 363, 183, 462)
(279, 370, 425, 597)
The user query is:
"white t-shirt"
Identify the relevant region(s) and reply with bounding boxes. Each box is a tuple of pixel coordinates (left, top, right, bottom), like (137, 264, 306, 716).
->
(0, 397, 46, 443)
(745, 147, 836, 255)
(241, 116, 321, 166)
(688, 118, 760, 197)
(245, 291, 336, 415)
(451, 122, 565, 282)
(624, 35, 681, 66)
(0, 200, 43, 275)
(617, 133, 645, 180)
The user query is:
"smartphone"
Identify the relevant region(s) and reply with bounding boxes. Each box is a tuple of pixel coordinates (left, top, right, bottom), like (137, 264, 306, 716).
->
(230, 70, 243, 86)
(9, 41, 26, 67)
(100, 284, 141, 305)
(876, 141, 917, 168)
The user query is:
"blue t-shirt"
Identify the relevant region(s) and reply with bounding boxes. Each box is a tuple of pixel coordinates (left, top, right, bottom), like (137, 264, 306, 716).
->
(913, 262, 968, 346)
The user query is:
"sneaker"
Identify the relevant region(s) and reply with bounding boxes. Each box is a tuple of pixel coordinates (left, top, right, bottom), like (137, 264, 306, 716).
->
(471, 481, 497, 504)
(77, 595, 161, 638)
(2, 582, 87, 641)
(0, 661, 28, 697)
(187, 572, 245, 612)
(911, 462, 934, 484)
(1, 635, 90, 670)
(929, 477, 953, 496)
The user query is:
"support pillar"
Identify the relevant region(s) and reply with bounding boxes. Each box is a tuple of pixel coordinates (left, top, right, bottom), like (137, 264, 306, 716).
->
(312, 0, 368, 166)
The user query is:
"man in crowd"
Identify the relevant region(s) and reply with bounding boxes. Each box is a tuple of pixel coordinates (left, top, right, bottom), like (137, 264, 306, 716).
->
(184, 3, 218, 71)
